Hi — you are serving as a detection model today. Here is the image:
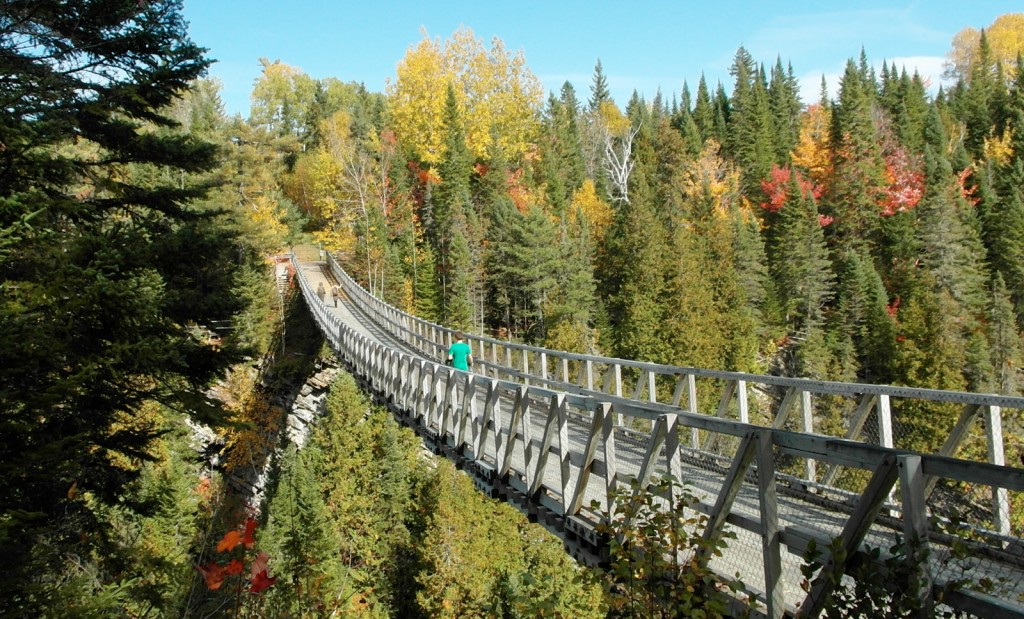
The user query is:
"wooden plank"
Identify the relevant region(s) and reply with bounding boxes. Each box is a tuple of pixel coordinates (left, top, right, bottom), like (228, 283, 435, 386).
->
(603, 402, 619, 516)
(557, 394, 572, 515)
(799, 455, 900, 618)
(737, 379, 749, 423)
(475, 379, 499, 459)
(757, 429, 784, 619)
(529, 394, 562, 498)
(633, 415, 670, 505)
(772, 387, 798, 429)
(801, 390, 815, 482)
(821, 394, 877, 486)
(500, 385, 530, 478)
(566, 403, 611, 515)
(701, 431, 758, 546)
(456, 373, 477, 451)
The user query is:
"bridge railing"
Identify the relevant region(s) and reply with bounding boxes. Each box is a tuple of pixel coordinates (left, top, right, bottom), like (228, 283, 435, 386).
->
(299, 256, 1024, 619)
(325, 253, 1022, 537)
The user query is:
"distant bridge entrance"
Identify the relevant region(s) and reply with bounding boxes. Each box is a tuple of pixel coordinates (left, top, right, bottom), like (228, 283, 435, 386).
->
(292, 253, 1024, 619)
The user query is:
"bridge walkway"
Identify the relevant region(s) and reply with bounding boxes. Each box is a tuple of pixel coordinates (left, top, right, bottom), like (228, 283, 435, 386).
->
(291, 255, 1024, 619)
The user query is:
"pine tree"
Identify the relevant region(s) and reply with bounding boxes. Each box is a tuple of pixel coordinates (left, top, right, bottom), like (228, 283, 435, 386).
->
(732, 64, 778, 200)
(958, 30, 1003, 159)
(264, 444, 343, 611)
(915, 146, 989, 320)
(602, 168, 669, 362)
(545, 214, 597, 353)
(835, 249, 898, 384)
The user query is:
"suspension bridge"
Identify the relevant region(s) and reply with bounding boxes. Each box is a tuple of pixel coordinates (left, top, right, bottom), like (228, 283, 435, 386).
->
(288, 252, 1024, 619)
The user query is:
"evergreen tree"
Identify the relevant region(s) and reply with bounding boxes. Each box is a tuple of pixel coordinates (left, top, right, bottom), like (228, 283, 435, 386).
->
(772, 174, 835, 334)
(732, 64, 778, 199)
(835, 249, 897, 383)
(826, 58, 887, 250)
(588, 58, 612, 112)
(957, 30, 1004, 159)
(264, 444, 343, 612)
(916, 146, 989, 320)
(545, 214, 598, 353)
(725, 46, 757, 159)
(769, 58, 802, 162)
(692, 75, 716, 143)
(431, 83, 477, 327)
(603, 168, 669, 362)
(989, 273, 1024, 394)
(0, 2, 247, 610)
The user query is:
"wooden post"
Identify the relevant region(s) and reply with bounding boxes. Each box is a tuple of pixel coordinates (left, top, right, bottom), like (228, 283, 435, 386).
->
(800, 390, 816, 483)
(985, 405, 1010, 539)
(898, 454, 933, 617)
(757, 429, 783, 619)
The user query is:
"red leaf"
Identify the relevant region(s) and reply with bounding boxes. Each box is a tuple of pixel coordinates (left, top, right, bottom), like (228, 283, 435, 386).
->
(216, 530, 242, 553)
(250, 569, 277, 594)
(242, 517, 258, 549)
(224, 559, 244, 575)
(197, 562, 227, 590)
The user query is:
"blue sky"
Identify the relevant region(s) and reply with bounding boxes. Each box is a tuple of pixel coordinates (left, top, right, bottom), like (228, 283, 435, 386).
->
(181, 1, 1020, 118)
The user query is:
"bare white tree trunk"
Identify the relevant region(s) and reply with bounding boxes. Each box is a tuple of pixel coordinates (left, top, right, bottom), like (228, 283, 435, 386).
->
(604, 122, 640, 204)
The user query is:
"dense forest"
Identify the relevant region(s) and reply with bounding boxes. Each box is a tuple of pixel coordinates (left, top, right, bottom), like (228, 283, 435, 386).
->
(2, 0, 1023, 616)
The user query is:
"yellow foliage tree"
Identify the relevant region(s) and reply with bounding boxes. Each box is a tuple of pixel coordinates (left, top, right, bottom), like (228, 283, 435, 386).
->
(250, 59, 317, 135)
(283, 112, 365, 259)
(790, 103, 833, 189)
(387, 27, 544, 164)
(387, 35, 447, 164)
(984, 127, 1015, 166)
(569, 179, 613, 246)
(946, 13, 1024, 82)
(678, 139, 743, 217)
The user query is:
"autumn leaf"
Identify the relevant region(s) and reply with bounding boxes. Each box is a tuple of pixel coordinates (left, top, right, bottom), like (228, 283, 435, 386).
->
(197, 562, 227, 590)
(250, 551, 270, 578)
(250, 569, 277, 594)
(225, 559, 244, 575)
(242, 517, 258, 549)
(216, 529, 242, 553)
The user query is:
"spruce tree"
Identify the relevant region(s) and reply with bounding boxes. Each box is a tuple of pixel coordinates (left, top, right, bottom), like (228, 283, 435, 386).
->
(989, 273, 1024, 394)
(588, 58, 612, 112)
(431, 83, 477, 327)
(772, 174, 835, 334)
(769, 57, 802, 162)
(827, 58, 887, 250)
(692, 75, 716, 143)
(0, 1, 246, 609)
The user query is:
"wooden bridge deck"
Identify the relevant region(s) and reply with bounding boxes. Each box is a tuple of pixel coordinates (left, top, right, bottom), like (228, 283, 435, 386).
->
(292, 256, 1024, 619)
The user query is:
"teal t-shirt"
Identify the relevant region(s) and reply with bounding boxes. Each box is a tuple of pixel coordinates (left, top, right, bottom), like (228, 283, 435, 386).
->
(448, 341, 472, 370)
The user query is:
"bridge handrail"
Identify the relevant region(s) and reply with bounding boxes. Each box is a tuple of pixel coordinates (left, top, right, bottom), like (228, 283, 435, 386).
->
(296, 254, 1024, 619)
(326, 253, 1017, 484)
(326, 253, 1024, 408)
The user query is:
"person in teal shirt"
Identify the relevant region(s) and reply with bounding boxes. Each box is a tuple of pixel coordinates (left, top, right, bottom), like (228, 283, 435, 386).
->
(447, 331, 473, 371)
